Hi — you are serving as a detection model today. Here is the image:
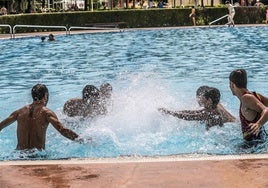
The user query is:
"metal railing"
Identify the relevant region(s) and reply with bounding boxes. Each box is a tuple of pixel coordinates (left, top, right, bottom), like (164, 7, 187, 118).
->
(1, 24, 123, 38)
(13, 25, 68, 38)
(0, 24, 13, 38)
(209, 14, 229, 26)
(68, 26, 119, 34)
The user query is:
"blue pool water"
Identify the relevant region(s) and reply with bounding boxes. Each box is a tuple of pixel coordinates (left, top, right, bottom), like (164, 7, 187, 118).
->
(0, 26, 268, 160)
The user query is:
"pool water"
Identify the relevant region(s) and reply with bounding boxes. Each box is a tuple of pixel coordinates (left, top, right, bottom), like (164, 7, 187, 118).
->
(0, 26, 268, 160)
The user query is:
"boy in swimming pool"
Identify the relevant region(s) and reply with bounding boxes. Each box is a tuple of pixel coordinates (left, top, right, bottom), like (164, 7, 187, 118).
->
(229, 69, 268, 141)
(0, 84, 81, 150)
(159, 86, 235, 130)
(63, 85, 102, 117)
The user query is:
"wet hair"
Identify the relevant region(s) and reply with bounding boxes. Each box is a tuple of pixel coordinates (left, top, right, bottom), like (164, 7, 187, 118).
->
(31, 84, 49, 101)
(100, 83, 112, 96)
(229, 69, 247, 88)
(203, 87, 221, 106)
(82, 85, 100, 100)
(48, 34, 55, 41)
(30, 84, 49, 118)
(41, 36, 46, 41)
(196, 85, 210, 97)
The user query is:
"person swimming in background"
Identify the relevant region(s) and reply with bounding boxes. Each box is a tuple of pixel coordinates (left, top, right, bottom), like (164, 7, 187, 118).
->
(63, 85, 101, 117)
(99, 82, 113, 115)
(48, 34, 55, 41)
(41, 36, 46, 42)
(229, 69, 268, 142)
(159, 86, 235, 130)
(0, 84, 82, 150)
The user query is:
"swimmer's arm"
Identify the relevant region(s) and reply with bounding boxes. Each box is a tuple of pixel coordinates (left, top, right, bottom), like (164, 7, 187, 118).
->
(158, 107, 206, 121)
(46, 109, 79, 140)
(244, 94, 268, 135)
(171, 110, 207, 121)
(257, 93, 268, 107)
(0, 111, 18, 132)
(217, 103, 236, 123)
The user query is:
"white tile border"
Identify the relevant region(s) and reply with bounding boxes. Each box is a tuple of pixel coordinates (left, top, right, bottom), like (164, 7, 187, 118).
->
(0, 153, 268, 166)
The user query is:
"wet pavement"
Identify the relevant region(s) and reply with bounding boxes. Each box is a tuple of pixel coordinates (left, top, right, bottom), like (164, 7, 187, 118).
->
(0, 155, 268, 188)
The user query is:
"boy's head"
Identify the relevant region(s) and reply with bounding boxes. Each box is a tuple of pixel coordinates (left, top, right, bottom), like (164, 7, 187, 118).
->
(229, 69, 247, 88)
(82, 85, 100, 101)
(32, 84, 49, 102)
(203, 87, 221, 107)
(100, 82, 113, 98)
(196, 85, 210, 106)
(196, 86, 220, 108)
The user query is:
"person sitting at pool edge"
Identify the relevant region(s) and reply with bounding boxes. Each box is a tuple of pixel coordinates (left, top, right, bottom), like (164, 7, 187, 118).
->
(229, 69, 268, 141)
(159, 86, 235, 130)
(63, 85, 101, 117)
(0, 84, 82, 150)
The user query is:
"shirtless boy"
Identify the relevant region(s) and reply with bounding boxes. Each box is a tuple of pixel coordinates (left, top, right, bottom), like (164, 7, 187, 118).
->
(63, 85, 101, 117)
(159, 87, 231, 130)
(229, 69, 268, 141)
(0, 84, 80, 150)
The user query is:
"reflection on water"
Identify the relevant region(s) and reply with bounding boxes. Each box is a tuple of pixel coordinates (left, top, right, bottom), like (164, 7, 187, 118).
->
(0, 26, 268, 160)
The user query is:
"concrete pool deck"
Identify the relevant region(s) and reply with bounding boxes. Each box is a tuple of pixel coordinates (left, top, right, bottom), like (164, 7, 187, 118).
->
(0, 154, 268, 188)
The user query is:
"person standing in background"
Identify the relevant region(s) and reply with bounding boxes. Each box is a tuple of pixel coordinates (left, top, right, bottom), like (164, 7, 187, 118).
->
(226, 1, 235, 27)
(189, 6, 196, 26)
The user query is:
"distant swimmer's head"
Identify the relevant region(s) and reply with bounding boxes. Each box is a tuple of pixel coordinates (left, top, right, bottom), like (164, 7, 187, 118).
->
(41, 36, 46, 42)
(31, 84, 49, 103)
(48, 34, 55, 41)
(100, 82, 113, 98)
(203, 87, 221, 108)
(82, 85, 100, 101)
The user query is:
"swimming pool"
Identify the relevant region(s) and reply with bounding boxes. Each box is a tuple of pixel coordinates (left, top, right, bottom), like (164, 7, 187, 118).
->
(0, 26, 268, 160)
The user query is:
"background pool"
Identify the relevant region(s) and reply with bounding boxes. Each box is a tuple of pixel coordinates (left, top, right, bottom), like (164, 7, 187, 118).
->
(0, 26, 268, 160)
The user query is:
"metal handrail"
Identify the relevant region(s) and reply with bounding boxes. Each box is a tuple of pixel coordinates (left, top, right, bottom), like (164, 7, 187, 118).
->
(68, 26, 119, 35)
(13, 25, 68, 38)
(209, 14, 229, 26)
(0, 24, 13, 38)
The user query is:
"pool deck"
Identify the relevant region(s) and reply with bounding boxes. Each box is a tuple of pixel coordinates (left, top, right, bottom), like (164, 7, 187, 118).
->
(0, 154, 268, 188)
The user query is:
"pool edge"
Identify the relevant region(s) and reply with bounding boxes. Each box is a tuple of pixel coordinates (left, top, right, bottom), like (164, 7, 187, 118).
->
(1, 153, 268, 166)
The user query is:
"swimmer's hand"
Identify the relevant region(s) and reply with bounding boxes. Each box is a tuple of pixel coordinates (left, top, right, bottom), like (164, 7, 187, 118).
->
(248, 123, 261, 136)
(158, 108, 174, 115)
(75, 136, 92, 144)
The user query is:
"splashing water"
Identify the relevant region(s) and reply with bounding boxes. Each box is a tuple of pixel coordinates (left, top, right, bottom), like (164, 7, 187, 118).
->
(0, 26, 268, 160)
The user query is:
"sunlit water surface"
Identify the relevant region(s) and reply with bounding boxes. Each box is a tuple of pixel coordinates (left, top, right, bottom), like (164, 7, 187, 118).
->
(0, 26, 268, 160)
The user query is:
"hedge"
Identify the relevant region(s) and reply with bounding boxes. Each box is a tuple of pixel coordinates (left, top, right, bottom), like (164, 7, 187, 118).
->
(0, 7, 266, 34)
